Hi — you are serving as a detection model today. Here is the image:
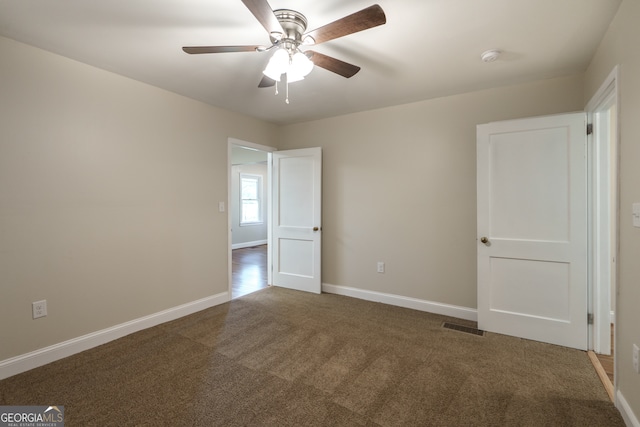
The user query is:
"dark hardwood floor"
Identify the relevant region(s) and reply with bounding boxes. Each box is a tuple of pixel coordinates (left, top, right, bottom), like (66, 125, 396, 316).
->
(232, 245, 269, 299)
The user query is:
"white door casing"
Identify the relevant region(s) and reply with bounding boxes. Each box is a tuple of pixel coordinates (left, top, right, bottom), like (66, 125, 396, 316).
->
(271, 147, 322, 294)
(477, 113, 588, 350)
(586, 66, 618, 356)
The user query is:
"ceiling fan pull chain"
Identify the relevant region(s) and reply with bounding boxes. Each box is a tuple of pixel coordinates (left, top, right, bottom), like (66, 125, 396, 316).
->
(285, 79, 290, 104)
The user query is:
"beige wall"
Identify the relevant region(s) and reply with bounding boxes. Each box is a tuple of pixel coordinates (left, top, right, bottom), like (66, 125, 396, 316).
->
(585, 0, 640, 417)
(0, 36, 279, 360)
(280, 75, 584, 308)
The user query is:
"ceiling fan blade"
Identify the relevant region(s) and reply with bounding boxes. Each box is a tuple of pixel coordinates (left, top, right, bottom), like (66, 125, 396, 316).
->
(306, 51, 361, 78)
(241, 0, 283, 35)
(304, 4, 386, 45)
(182, 46, 262, 54)
(304, 50, 360, 78)
(258, 75, 276, 88)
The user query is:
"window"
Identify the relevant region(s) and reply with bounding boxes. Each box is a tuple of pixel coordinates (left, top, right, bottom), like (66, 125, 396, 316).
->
(240, 174, 262, 225)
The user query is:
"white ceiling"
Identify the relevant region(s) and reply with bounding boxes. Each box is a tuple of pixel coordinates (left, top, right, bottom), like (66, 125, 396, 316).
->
(0, 0, 621, 125)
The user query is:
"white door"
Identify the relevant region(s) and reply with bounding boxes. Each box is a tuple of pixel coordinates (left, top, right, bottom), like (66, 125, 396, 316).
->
(477, 113, 587, 350)
(271, 147, 322, 293)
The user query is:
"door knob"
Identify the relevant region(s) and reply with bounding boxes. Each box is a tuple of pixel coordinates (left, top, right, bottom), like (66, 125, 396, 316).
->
(480, 237, 490, 245)
(313, 227, 319, 231)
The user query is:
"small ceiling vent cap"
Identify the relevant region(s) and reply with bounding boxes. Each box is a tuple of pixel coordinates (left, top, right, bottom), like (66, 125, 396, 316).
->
(481, 49, 501, 63)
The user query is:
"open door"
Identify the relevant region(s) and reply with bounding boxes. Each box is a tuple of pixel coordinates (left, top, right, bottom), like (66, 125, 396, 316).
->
(477, 113, 588, 350)
(271, 147, 322, 294)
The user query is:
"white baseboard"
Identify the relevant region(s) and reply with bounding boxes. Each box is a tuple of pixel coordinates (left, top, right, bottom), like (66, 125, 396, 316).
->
(618, 389, 640, 427)
(322, 283, 477, 322)
(0, 292, 229, 380)
(232, 240, 267, 250)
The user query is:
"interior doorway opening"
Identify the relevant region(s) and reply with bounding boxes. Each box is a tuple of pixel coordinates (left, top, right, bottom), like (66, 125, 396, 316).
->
(228, 139, 275, 299)
(586, 66, 619, 397)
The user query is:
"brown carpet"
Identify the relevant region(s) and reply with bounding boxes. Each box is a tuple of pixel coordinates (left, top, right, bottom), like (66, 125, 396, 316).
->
(0, 287, 624, 426)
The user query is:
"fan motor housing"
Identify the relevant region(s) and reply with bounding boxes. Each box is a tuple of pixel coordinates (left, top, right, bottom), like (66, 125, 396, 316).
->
(272, 9, 307, 44)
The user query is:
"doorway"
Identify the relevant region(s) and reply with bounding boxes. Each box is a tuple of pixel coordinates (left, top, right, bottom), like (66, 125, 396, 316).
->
(227, 141, 323, 299)
(228, 139, 275, 299)
(587, 67, 619, 388)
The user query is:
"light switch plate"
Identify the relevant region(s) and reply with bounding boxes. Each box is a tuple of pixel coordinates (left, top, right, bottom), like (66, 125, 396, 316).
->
(633, 203, 640, 228)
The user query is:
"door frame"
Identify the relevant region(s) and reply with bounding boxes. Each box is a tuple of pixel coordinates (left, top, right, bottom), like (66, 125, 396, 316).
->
(227, 138, 276, 300)
(586, 66, 619, 359)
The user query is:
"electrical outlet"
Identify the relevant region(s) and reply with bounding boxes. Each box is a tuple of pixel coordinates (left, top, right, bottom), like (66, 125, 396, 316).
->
(32, 300, 47, 319)
(633, 344, 639, 374)
(377, 262, 385, 273)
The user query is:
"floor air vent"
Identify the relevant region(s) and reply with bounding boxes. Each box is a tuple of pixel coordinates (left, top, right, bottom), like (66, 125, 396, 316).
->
(442, 322, 485, 337)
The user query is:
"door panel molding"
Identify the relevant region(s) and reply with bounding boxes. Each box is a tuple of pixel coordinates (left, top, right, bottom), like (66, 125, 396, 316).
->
(477, 113, 587, 350)
(271, 147, 322, 294)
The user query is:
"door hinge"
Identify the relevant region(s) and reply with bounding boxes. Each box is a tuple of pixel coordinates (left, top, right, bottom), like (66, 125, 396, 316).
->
(587, 123, 593, 135)
(588, 313, 594, 325)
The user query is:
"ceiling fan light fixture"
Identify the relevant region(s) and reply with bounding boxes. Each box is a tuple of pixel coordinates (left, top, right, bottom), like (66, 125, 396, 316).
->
(270, 48, 290, 69)
(263, 67, 282, 82)
(262, 48, 289, 80)
(291, 51, 313, 77)
(286, 71, 305, 83)
(263, 47, 314, 84)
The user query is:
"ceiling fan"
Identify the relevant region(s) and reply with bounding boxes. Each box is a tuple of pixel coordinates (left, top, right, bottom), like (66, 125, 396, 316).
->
(182, 0, 386, 101)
